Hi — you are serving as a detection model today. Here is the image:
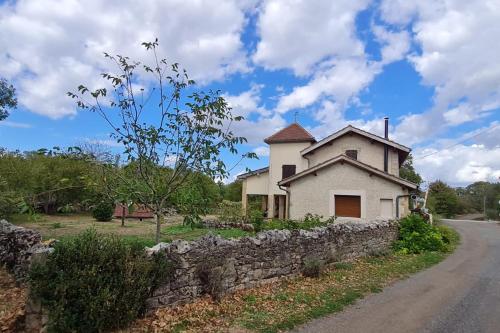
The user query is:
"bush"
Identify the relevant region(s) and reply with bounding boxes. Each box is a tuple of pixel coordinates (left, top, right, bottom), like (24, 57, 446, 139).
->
(29, 229, 170, 332)
(394, 214, 449, 254)
(249, 209, 264, 232)
(92, 201, 114, 221)
(302, 259, 324, 278)
(263, 214, 333, 231)
(218, 200, 243, 223)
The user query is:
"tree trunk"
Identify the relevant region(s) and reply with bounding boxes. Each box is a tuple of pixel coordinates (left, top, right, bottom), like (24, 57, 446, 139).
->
(121, 205, 126, 227)
(155, 213, 162, 244)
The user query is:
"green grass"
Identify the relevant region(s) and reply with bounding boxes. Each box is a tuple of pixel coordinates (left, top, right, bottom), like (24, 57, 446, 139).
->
(8, 213, 253, 246)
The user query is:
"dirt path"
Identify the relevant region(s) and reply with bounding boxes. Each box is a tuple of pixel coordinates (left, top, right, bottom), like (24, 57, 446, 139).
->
(292, 220, 500, 333)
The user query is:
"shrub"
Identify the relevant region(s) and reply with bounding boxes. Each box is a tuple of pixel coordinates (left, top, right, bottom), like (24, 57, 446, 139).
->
(218, 200, 243, 223)
(302, 259, 324, 278)
(393, 214, 448, 254)
(249, 209, 264, 232)
(91, 201, 114, 221)
(29, 229, 170, 333)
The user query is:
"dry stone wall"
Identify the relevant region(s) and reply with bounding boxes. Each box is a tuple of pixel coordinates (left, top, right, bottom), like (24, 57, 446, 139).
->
(0, 219, 53, 281)
(146, 219, 398, 309)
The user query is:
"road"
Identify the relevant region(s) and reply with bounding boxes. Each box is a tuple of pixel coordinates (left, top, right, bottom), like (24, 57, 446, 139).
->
(293, 220, 500, 333)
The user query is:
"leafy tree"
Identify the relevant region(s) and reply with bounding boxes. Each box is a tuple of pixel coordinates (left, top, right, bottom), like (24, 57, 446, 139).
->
(69, 39, 255, 243)
(0, 147, 99, 215)
(399, 153, 423, 186)
(427, 180, 461, 218)
(221, 180, 242, 202)
(0, 78, 17, 121)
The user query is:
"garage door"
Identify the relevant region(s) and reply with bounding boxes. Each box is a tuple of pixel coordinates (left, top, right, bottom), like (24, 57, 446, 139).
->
(335, 195, 361, 218)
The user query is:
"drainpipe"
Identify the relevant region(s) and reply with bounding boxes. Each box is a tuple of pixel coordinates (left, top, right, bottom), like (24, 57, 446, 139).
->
(384, 117, 389, 173)
(279, 184, 290, 219)
(396, 194, 410, 218)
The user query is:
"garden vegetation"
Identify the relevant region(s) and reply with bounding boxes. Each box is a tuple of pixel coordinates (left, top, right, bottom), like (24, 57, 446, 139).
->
(29, 229, 170, 333)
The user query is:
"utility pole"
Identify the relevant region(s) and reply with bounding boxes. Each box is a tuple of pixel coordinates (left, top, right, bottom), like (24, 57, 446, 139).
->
(483, 195, 487, 221)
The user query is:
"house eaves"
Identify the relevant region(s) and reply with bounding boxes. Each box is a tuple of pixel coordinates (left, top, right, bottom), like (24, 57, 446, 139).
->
(236, 167, 269, 180)
(301, 125, 411, 157)
(278, 155, 418, 190)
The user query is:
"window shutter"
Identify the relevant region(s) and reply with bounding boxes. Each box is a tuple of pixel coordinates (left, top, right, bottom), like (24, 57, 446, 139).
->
(345, 150, 358, 160)
(282, 164, 296, 179)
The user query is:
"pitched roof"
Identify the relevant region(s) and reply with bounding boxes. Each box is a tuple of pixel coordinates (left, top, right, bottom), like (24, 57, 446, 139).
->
(301, 125, 410, 157)
(264, 123, 316, 144)
(278, 154, 418, 190)
(236, 167, 269, 180)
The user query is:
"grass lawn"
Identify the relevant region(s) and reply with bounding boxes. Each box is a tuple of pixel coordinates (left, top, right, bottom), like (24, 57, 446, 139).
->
(9, 213, 252, 247)
(131, 227, 460, 333)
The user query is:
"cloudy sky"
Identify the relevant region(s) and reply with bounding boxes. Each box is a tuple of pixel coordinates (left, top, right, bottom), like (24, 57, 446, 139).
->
(0, 0, 499, 186)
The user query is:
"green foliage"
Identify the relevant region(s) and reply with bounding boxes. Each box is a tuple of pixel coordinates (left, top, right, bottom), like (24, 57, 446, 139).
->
(220, 181, 242, 202)
(29, 229, 170, 333)
(264, 214, 334, 231)
(427, 180, 461, 218)
(0, 77, 17, 121)
(91, 201, 114, 222)
(249, 209, 264, 232)
(399, 154, 423, 186)
(218, 200, 243, 223)
(394, 214, 451, 254)
(302, 259, 324, 278)
(0, 147, 99, 215)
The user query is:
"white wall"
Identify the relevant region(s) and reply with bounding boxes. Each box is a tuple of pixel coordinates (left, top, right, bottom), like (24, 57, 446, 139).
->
(244, 171, 269, 195)
(268, 142, 310, 195)
(288, 162, 409, 220)
(305, 134, 400, 176)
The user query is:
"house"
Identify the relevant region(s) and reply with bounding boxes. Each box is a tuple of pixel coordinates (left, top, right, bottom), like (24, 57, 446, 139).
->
(237, 118, 417, 220)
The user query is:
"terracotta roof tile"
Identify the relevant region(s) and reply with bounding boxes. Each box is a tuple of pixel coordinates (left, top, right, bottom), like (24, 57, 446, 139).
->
(264, 123, 316, 144)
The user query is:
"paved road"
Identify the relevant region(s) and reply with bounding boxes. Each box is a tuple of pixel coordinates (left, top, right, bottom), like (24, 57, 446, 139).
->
(293, 220, 500, 333)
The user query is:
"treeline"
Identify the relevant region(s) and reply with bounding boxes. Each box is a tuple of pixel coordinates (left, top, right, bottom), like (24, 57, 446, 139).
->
(0, 146, 240, 219)
(427, 180, 500, 219)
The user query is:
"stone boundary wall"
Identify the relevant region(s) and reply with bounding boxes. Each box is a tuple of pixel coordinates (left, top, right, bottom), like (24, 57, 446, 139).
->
(201, 218, 254, 231)
(0, 219, 53, 281)
(146, 219, 398, 309)
(0, 219, 399, 326)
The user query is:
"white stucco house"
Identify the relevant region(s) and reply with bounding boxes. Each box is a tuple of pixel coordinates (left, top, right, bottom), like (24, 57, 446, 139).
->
(237, 119, 418, 221)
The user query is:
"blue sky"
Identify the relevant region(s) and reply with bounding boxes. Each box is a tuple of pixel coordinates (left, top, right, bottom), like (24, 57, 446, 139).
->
(0, 0, 499, 186)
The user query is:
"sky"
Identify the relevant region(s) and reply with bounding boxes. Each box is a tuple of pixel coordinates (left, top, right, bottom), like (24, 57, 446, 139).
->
(0, 0, 499, 187)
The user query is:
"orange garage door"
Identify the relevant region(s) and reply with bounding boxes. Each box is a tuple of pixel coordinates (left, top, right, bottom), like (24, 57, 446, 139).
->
(335, 195, 361, 218)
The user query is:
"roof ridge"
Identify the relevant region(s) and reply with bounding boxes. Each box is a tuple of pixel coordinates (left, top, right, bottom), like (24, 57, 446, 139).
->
(264, 123, 316, 144)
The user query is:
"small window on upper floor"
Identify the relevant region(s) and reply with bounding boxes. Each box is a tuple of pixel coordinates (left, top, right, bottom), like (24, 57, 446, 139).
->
(282, 164, 296, 179)
(345, 150, 358, 160)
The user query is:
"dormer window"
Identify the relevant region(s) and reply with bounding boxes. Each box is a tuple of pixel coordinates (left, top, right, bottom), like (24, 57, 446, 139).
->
(345, 150, 358, 160)
(282, 164, 296, 179)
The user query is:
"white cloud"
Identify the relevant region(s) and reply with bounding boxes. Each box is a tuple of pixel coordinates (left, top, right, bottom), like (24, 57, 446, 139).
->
(381, 0, 500, 144)
(253, 0, 369, 76)
(224, 84, 269, 118)
(252, 146, 269, 157)
(0, 0, 251, 119)
(372, 25, 411, 64)
(0, 120, 32, 128)
(414, 144, 500, 186)
(276, 58, 381, 114)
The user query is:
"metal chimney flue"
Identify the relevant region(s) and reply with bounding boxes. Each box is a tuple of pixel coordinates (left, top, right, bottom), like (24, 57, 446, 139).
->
(383, 117, 389, 172)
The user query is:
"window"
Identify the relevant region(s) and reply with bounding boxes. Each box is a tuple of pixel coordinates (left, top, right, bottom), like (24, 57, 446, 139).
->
(345, 149, 358, 160)
(282, 164, 296, 179)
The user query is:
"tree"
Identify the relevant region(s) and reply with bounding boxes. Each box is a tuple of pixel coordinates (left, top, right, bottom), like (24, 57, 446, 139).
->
(69, 39, 255, 243)
(427, 180, 461, 218)
(221, 180, 242, 202)
(0, 78, 17, 121)
(399, 153, 423, 186)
